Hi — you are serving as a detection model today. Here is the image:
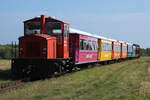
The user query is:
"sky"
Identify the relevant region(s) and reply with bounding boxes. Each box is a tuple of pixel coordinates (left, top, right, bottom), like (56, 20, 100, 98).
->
(0, 0, 150, 48)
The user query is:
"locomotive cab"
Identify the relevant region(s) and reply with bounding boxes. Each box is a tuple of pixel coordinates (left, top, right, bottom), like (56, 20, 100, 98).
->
(21, 15, 69, 59)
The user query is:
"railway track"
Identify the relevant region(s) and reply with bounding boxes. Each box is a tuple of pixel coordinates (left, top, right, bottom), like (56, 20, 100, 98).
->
(0, 80, 24, 93)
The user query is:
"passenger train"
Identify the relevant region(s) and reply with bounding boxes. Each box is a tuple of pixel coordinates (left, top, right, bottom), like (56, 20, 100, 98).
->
(11, 15, 140, 78)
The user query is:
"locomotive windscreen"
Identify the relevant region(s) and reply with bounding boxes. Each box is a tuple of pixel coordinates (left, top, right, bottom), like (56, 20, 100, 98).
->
(46, 22, 62, 34)
(25, 22, 40, 35)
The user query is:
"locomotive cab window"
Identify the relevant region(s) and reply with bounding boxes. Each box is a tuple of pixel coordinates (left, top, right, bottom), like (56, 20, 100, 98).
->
(64, 24, 68, 37)
(46, 22, 62, 34)
(25, 22, 40, 35)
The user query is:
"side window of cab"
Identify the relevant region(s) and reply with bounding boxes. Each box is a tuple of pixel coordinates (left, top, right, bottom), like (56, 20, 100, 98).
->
(64, 24, 68, 37)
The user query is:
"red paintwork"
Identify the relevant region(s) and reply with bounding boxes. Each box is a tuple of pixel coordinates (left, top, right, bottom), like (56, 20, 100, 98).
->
(63, 38, 69, 58)
(19, 34, 56, 59)
(61, 23, 69, 58)
(112, 41, 121, 60)
(22, 15, 69, 59)
(121, 42, 128, 58)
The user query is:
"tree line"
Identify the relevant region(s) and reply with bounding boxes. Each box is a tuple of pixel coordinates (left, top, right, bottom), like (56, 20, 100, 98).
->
(0, 44, 149, 59)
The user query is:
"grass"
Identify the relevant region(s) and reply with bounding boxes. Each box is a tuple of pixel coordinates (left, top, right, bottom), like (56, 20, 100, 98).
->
(0, 59, 12, 83)
(0, 57, 150, 100)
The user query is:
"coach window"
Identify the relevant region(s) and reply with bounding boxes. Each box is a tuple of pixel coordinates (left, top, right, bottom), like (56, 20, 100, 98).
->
(86, 40, 89, 50)
(91, 41, 94, 51)
(117, 45, 120, 52)
(83, 40, 87, 50)
(101, 43, 103, 51)
(105, 43, 107, 51)
(114, 45, 117, 52)
(118, 45, 120, 52)
(116, 45, 118, 52)
(109, 44, 112, 51)
(46, 22, 62, 34)
(133, 46, 136, 51)
(108, 43, 110, 51)
(95, 41, 98, 50)
(123, 46, 127, 52)
(88, 40, 92, 50)
(80, 39, 84, 50)
(101, 42, 105, 51)
(107, 43, 109, 51)
(117, 45, 119, 51)
(25, 22, 40, 35)
(118, 45, 120, 51)
(92, 41, 95, 50)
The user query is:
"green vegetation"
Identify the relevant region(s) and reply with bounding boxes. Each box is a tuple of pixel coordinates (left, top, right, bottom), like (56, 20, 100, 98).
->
(0, 57, 150, 100)
(141, 48, 150, 56)
(0, 44, 18, 59)
(0, 60, 11, 83)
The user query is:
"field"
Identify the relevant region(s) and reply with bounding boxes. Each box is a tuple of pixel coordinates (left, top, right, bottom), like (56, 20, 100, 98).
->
(0, 60, 11, 84)
(0, 57, 150, 100)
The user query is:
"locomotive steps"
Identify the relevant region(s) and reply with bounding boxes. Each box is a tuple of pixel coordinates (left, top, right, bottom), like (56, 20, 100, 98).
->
(0, 57, 150, 99)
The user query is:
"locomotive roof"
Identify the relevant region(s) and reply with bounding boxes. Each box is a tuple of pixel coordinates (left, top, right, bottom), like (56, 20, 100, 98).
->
(24, 16, 65, 23)
(69, 28, 116, 41)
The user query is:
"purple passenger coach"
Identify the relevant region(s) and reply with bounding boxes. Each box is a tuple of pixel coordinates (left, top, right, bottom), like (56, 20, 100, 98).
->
(69, 28, 98, 64)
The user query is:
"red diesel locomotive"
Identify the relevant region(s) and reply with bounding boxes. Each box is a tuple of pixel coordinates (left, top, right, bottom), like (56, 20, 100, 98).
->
(12, 15, 73, 78)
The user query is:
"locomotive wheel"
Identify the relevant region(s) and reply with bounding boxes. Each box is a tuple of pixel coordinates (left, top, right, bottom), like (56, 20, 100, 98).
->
(66, 65, 73, 73)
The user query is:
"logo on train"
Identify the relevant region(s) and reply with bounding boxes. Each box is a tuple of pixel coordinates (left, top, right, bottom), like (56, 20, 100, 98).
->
(86, 54, 93, 58)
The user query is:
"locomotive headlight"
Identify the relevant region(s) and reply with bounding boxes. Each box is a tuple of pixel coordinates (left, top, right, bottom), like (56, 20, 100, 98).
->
(42, 51, 46, 55)
(19, 48, 23, 55)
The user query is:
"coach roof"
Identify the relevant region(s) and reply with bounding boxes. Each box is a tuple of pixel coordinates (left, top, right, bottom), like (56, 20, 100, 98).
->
(69, 28, 116, 41)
